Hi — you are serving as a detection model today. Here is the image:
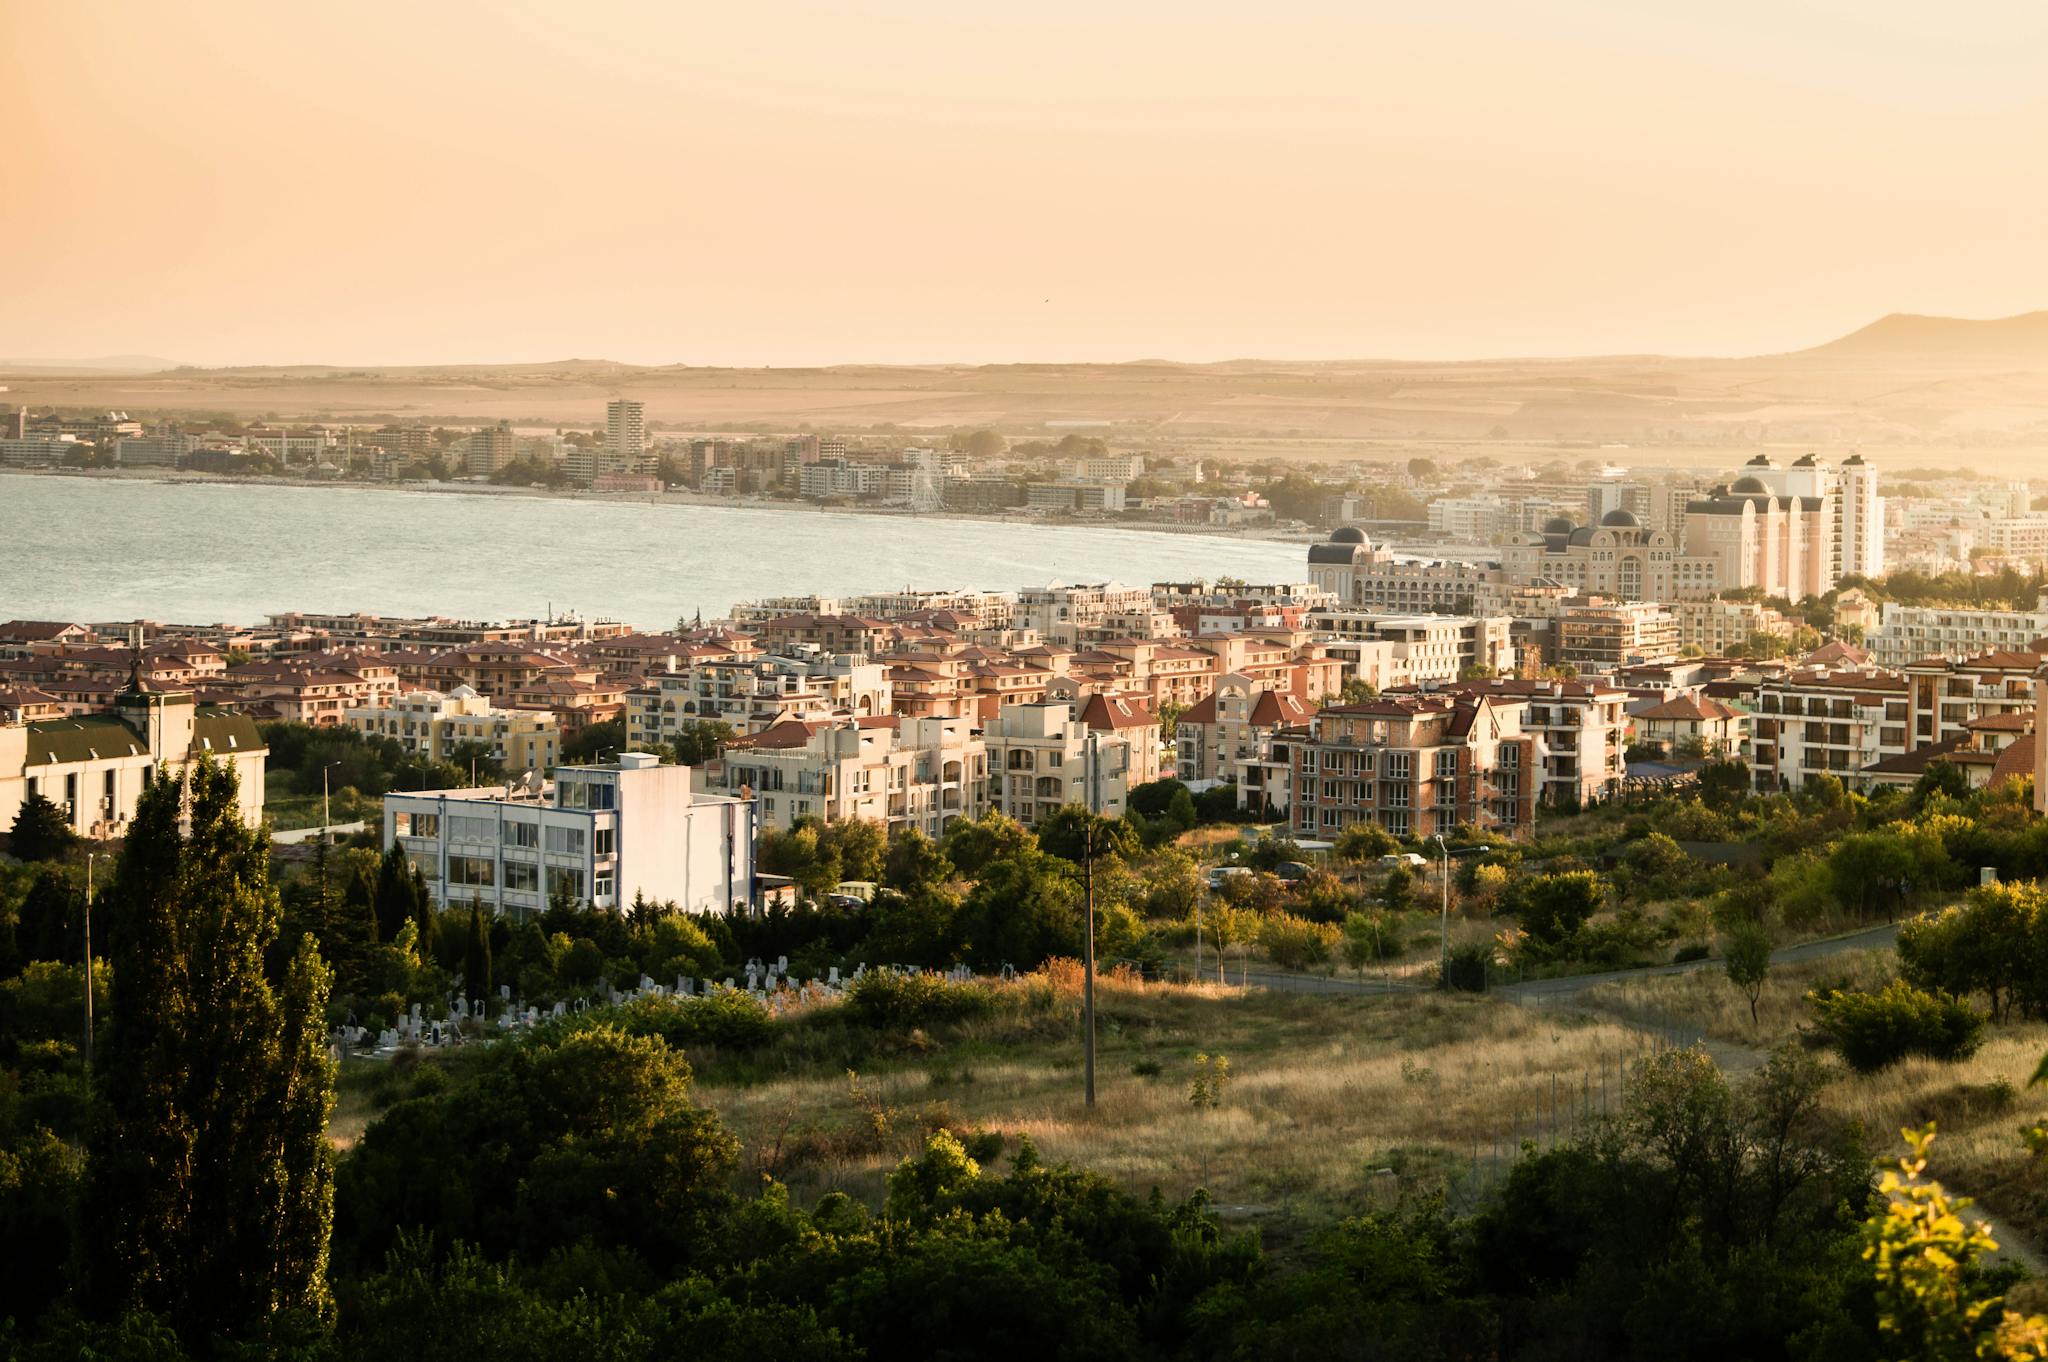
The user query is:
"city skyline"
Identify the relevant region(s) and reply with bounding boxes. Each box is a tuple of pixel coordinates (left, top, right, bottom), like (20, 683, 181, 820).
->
(7, 2, 2048, 368)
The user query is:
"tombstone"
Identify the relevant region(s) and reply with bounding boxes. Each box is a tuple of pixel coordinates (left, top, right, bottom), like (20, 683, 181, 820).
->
(452, 997, 468, 1019)
(410, 1002, 423, 1020)
(776, 955, 789, 975)
(827, 966, 841, 986)
(379, 1028, 398, 1048)
(852, 962, 867, 979)
(640, 975, 657, 993)
(552, 1000, 567, 1018)
(525, 1007, 539, 1025)
(429, 1024, 442, 1046)
(677, 977, 695, 997)
(724, 977, 735, 990)
(499, 984, 512, 1002)
(745, 969, 759, 992)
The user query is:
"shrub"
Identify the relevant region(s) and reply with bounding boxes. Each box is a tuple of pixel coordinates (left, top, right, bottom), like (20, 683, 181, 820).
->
(1807, 980, 1984, 1073)
(1441, 941, 1490, 992)
(1257, 912, 1338, 972)
(843, 970, 996, 1030)
(607, 989, 775, 1051)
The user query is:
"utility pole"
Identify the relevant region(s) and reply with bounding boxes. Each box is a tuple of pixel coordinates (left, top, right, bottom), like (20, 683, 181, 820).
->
(83, 852, 95, 1077)
(1083, 729, 1099, 1109)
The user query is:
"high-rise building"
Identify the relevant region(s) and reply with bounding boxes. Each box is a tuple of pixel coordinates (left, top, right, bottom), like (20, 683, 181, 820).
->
(605, 399, 645, 475)
(1727, 453, 1883, 585)
(467, 420, 518, 477)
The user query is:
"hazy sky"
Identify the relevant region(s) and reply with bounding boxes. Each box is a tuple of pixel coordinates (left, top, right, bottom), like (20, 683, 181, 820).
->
(5, 1, 2046, 367)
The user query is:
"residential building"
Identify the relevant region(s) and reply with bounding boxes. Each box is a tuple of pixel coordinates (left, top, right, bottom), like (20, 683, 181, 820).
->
(1870, 600, 2048, 667)
(1681, 478, 1835, 598)
(694, 714, 985, 837)
(467, 421, 517, 476)
(1026, 482, 1127, 513)
(1306, 528, 1507, 613)
(1306, 611, 1515, 686)
(385, 753, 754, 918)
(1748, 667, 1910, 791)
(1556, 602, 1680, 669)
(1015, 583, 1155, 647)
(1902, 650, 2044, 750)
(1671, 599, 1796, 656)
(1, 676, 268, 839)
(605, 399, 645, 475)
(1288, 695, 1541, 841)
(625, 648, 891, 746)
(982, 701, 1133, 824)
(345, 686, 559, 774)
(1176, 674, 1314, 815)
(1389, 677, 1630, 808)
(1634, 694, 1748, 759)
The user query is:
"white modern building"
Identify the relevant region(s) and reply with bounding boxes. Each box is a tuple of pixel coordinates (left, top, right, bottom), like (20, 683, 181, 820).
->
(605, 398, 646, 474)
(384, 753, 755, 917)
(982, 700, 1132, 824)
(1870, 600, 2048, 668)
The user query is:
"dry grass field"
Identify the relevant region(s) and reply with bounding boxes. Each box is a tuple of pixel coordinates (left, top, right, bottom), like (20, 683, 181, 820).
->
(689, 965, 1651, 1232)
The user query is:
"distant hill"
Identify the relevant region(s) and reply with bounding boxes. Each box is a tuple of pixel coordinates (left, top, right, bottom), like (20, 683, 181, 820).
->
(1792, 311, 2048, 364)
(0, 354, 183, 375)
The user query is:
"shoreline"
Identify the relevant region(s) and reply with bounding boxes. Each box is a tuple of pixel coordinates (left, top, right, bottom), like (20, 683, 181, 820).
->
(0, 466, 1321, 548)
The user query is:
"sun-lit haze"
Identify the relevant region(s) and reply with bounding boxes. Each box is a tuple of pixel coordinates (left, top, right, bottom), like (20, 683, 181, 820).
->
(6, 0, 2047, 367)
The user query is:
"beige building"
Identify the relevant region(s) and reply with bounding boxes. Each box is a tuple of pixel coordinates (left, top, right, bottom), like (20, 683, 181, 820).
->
(626, 648, 891, 746)
(1176, 673, 1315, 815)
(1307, 528, 1507, 613)
(1671, 599, 1797, 656)
(345, 686, 559, 775)
(1503, 510, 1722, 600)
(1634, 694, 1748, 759)
(1682, 479, 1834, 600)
(1391, 678, 1630, 809)
(694, 714, 986, 837)
(1, 678, 268, 839)
(982, 700, 1134, 824)
(1557, 602, 1680, 669)
(1307, 611, 1516, 686)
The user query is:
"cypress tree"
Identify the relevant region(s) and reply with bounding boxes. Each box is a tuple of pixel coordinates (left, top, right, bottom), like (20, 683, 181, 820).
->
(85, 758, 336, 1345)
(410, 864, 439, 958)
(463, 896, 492, 1008)
(18, 866, 77, 963)
(371, 845, 413, 943)
(8, 789, 77, 862)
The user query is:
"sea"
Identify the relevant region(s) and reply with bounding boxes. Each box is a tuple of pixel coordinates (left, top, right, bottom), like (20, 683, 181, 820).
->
(0, 475, 1308, 629)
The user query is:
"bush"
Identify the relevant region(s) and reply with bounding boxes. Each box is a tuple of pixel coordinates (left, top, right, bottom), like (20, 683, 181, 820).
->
(1441, 942, 1490, 992)
(1807, 980, 1985, 1073)
(606, 990, 775, 1051)
(1257, 913, 1338, 972)
(843, 971, 996, 1029)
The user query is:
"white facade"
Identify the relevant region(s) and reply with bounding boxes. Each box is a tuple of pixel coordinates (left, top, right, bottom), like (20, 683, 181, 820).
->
(384, 753, 754, 917)
(1871, 600, 2048, 667)
(982, 701, 1132, 824)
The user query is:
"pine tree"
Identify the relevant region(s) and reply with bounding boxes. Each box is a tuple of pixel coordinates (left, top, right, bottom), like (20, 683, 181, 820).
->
(410, 864, 439, 958)
(18, 866, 77, 963)
(9, 790, 76, 863)
(371, 845, 414, 943)
(85, 758, 336, 1345)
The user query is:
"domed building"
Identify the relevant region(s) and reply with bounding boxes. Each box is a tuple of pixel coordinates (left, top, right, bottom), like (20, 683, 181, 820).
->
(1501, 508, 1715, 601)
(1306, 526, 1506, 613)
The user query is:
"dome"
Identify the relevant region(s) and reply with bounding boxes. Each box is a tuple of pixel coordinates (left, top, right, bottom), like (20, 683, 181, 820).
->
(448, 683, 479, 699)
(1541, 516, 1575, 535)
(1599, 508, 1640, 528)
(1329, 526, 1368, 544)
(1730, 475, 1770, 495)
(1745, 453, 1773, 467)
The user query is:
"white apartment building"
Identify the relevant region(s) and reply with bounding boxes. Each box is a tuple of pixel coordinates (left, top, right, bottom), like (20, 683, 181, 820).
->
(1976, 518, 2048, 564)
(1749, 668, 1910, 791)
(1870, 600, 2048, 668)
(1080, 454, 1144, 484)
(693, 714, 986, 837)
(385, 753, 754, 917)
(1026, 482, 1127, 514)
(605, 399, 646, 474)
(1307, 529, 1507, 613)
(1670, 599, 1796, 656)
(982, 701, 1133, 824)
(345, 686, 559, 774)
(1306, 610, 1516, 686)
(1428, 497, 1511, 543)
(626, 648, 892, 745)
(1015, 583, 1155, 647)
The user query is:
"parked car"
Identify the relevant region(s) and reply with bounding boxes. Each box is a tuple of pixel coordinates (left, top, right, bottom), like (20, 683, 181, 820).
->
(1206, 865, 1254, 890)
(1378, 852, 1428, 870)
(1273, 860, 1313, 883)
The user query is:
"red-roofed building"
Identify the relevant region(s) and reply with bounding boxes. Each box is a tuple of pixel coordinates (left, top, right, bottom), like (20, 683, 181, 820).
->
(1176, 673, 1315, 815)
(1289, 694, 1541, 840)
(1634, 693, 1748, 760)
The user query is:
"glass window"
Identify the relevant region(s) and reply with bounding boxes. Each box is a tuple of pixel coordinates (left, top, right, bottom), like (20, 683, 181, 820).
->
(593, 827, 616, 857)
(504, 821, 539, 848)
(593, 873, 615, 902)
(447, 855, 495, 888)
(503, 861, 539, 892)
(546, 866, 585, 902)
(448, 814, 494, 843)
(545, 825, 586, 856)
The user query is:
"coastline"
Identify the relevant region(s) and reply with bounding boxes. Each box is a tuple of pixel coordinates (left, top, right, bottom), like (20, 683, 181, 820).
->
(0, 466, 1319, 548)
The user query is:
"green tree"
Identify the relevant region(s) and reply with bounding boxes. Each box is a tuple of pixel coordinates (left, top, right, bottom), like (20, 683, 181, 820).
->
(820, 818, 887, 885)
(17, 866, 77, 963)
(8, 792, 75, 863)
(1380, 863, 1416, 913)
(669, 719, 736, 767)
(1036, 805, 1140, 865)
(881, 827, 953, 896)
(953, 848, 1082, 971)
(463, 897, 494, 1006)
(1334, 821, 1399, 865)
(85, 758, 336, 1346)
(1511, 870, 1605, 945)
(1724, 922, 1772, 1025)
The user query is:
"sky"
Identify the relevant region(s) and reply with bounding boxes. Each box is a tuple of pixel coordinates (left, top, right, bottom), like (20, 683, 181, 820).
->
(4, 0, 2047, 368)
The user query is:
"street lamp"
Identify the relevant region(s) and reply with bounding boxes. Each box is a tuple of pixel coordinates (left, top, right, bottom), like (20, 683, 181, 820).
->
(1434, 833, 1450, 980)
